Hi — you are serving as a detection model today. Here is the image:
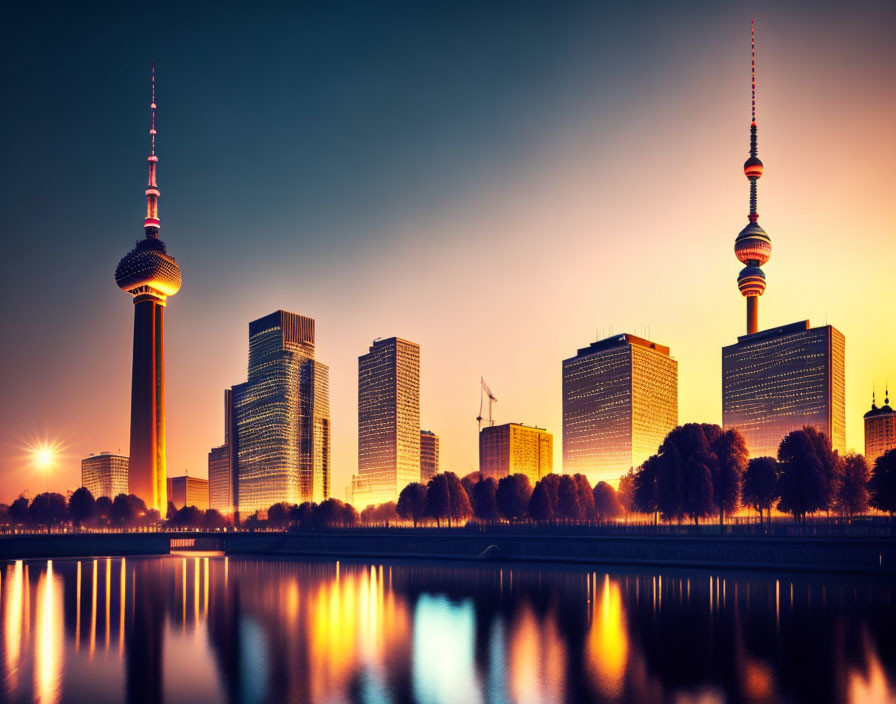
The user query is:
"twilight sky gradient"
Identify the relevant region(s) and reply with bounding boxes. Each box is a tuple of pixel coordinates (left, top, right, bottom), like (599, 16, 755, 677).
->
(1, 0, 894, 499)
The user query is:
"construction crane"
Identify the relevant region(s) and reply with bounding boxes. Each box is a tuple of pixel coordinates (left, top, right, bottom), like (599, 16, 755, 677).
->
(476, 377, 497, 431)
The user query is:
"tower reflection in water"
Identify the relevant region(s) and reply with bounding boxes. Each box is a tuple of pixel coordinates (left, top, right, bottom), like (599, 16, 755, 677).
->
(0, 557, 894, 703)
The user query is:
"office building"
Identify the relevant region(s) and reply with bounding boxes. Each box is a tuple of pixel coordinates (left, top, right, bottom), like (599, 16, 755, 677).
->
(420, 430, 439, 483)
(722, 321, 846, 457)
(865, 389, 896, 465)
(229, 311, 331, 516)
(480, 423, 552, 484)
(562, 334, 678, 485)
(355, 337, 420, 507)
(208, 445, 232, 515)
(81, 452, 129, 500)
(115, 69, 181, 513)
(167, 475, 209, 510)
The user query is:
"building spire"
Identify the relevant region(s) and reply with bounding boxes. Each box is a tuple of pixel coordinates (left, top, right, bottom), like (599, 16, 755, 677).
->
(144, 63, 161, 237)
(735, 20, 772, 335)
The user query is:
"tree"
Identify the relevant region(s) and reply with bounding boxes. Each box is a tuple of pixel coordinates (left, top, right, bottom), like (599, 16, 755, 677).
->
(471, 477, 498, 522)
(573, 474, 595, 520)
(267, 502, 292, 530)
(742, 457, 779, 522)
(95, 496, 113, 525)
(290, 502, 315, 529)
(166, 501, 178, 522)
(460, 472, 482, 501)
(496, 474, 532, 523)
(29, 493, 68, 528)
(312, 499, 358, 529)
(655, 424, 716, 525)
(633, 456, 659, 524)
(361, 502, 399, 525)
(593, 482, 623, 522)
(397, 483, 427, 527)
(203, 509, 227, 530)
(869, 449, 896, 516)
(9, 495, 31, 527)
(528, 480, 555, 522)
(707, 426, 749, 526)
(446, 473, 473, 527)
(836, 453, 869, 518)
(170, 505, 203, 529)
(68, 487, 97, 528)
(777, 427, 838, 521)
(110, 494, 147, 529)
(556, 475, 582, 521)
(617, 469, 635, 520)
(424, 472, 471, 527)
(144, 509, 163, 528)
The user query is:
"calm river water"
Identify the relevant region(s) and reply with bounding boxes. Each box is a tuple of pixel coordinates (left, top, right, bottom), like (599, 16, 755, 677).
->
(0, 555, 894, 703)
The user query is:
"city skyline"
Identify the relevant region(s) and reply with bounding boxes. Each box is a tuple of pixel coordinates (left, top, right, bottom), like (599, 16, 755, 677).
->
(2, 2, 896, 499)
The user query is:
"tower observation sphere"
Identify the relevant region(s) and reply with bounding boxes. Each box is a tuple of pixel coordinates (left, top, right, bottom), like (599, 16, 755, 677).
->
(116, 65, 180, 513)
(735, 20, 771, 335)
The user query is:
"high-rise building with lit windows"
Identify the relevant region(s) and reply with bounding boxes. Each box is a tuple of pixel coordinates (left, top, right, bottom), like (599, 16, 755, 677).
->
(355, 337, 420, 507)
(420, 430, 440, 483)
(208, 444, 232, 514)
(480, 423, 552, 484)
(81, 452, 129, 499)
(562, 334, 678, 485)
(229, 311, 331, 516)
(722, 321, 846, 457)
(167, 475, 209, 510)
(864, 389, 896, 465)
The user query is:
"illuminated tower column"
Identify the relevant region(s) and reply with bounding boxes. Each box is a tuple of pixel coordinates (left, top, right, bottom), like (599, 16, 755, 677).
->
(115, 66, 182, 512)
(734, 21, 772, 335)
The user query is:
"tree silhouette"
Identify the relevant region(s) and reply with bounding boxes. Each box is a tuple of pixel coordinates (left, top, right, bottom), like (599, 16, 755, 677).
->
(496, 474, 532, 523)
(95, 496, 113, 525)
(836, 453, 869, 518)
(290, 502, 315, 529)
(869, 449, 896, 516)
(573, 474, 595, 520)
(706, 426, 749, 526)
(202, 509, 227, 530)
(361, 502, 399, 525)
(446, 472, 473, 527)
(777, 427, 838, 521)
(312, 499, 358, 528)
(9, 496, 30, 527)
(557, 475, 582, 521)
(424, 472, 471, 527)
(171, 505, 203, 529)
(741, 457, 778, 522)
(460, 471, 482, 501)
(471, 477, 499, 522)
(593, 481, 623, 521)
(656, 424, 716, 525)
(29, 492, 68, 528)
(110, 494, 148, 529)
(633, 456, 659, 524)
(267, 502, 292, 529)
(397, 483, 428, 527)
(528, 480, 555, 523)
(68, 487, 96, 528)
(617, 469, 635, 520)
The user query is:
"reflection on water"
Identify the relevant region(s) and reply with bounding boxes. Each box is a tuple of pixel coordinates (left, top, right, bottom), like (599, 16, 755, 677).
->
(0, 556, 895, 703)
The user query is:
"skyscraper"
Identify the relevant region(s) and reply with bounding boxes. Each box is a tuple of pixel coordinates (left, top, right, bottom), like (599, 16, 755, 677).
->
(721, 28, 846, 458)
(479, 423, 552, 485)
(208, 445, 232, 515)
(81, 452, 129, 500)
(167, 475, 209, 510)
(420, 430, 440, 483)
(230, 311, 331, 516)
(115, 67, 181, 513)
(562, 334, 678, 485)
(722, 322, 846, 457)
(864, 389, 896, 465)
(355, 337, 420, 507)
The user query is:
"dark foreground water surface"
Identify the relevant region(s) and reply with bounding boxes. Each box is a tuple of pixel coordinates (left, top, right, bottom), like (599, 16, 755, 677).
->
(1, 556, 894, 703)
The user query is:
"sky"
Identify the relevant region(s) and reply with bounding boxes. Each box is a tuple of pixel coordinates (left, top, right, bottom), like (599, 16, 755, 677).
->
(1, 0, 894, 500)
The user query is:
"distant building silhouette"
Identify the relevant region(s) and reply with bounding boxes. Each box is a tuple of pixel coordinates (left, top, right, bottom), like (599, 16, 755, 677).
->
(355, 337, 420, 507)
(562, 334, 678, 485)
(81, 452, 129, 499)
(480, 423, 552, 484)
(167, 475, 209, 510)
(208, 445, 231, 515)
(115, 67, 181, 513)
(229, 311, 331, 516)
(722, 321, 846, 457)
(865, 388, 896, 465)
(420, 430, 439, 483)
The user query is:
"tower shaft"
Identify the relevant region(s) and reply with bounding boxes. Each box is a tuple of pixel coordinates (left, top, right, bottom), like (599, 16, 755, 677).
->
(746, 296, 758, 335)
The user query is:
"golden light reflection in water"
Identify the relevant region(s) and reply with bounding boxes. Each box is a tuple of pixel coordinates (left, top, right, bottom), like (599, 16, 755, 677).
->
(89, 560, 97, 659)
(104, 557, 111, 651)
(508, 604, 567, 701)
(34, 561, 63, 704)
(119, 559, 126, 657)
(587, 573, 629, 698)
(848, 632, 896, 703)
(5, 561, 24, 694)
(75, 562, 81, 653)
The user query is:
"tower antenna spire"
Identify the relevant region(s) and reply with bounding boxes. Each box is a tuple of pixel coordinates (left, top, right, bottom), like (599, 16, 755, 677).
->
(735, 20, 772, 335)
(144, 62, 161, 236)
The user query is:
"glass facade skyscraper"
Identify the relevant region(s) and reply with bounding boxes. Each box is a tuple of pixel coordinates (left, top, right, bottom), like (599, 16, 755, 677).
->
(229, 311, 331, 516)
(355, 337, 420, 507)
(208, 444, 232, 515)
(562, 334, 678, 486)
(479, 423, 553, 485)
(420, 430, 439, 484)
(865, 392, 896, 465)
(81, 452, 129, 499)
(167, 475, 209, 510)
(722, 320, 846, 458)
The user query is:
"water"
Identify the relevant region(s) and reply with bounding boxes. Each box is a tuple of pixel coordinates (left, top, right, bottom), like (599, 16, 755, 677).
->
(1, 555, 894, 704)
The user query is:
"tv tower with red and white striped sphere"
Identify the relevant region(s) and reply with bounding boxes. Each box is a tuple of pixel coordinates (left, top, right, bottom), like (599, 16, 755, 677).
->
(734, 20, 772, 335)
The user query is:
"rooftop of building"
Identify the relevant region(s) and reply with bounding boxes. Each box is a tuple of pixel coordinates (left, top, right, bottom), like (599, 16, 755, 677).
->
(481, 422, 551, 434)
(571, 333, 671, 359)
(82, 452, 128, 460)
(729, 320, 842, 346)
(368, 336, 420, 350)
(420, 429, 437, 436)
